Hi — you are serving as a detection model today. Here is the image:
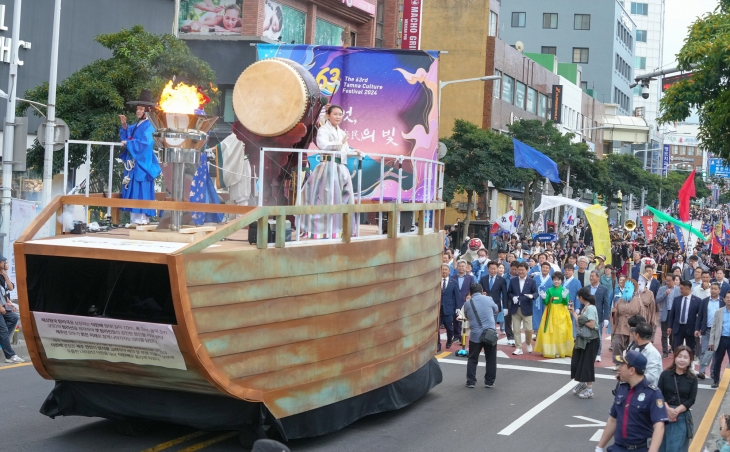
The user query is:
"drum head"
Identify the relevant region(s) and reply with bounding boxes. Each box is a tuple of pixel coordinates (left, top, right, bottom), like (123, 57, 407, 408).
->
(233, 59, 308, 137)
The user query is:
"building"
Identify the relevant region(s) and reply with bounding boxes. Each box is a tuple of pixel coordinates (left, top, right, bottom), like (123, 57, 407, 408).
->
(499, 0, 636, 116)
(628, 0, 664, 124)
(663, 124, 707, 176)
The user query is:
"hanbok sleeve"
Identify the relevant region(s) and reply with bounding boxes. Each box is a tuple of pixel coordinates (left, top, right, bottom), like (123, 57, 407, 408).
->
(316, 122, 348, 152)
(125, 122, 161, 180)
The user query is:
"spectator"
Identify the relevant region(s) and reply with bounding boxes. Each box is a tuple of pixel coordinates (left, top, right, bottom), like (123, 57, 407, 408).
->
(507, 261, 538, 355)
(570, 287, 600, 399)
(0, 254, 22, 363)
(667, 280, 701, 354)
(696, 282, 722, 380)
(577, 256, 590, 287)
(719, 414, 730, 452)
(709, 292, 730, 389)
(657, 345, 697, 452)
(631, 322, 664, 386)
(462, 283, 498, 388)
(657, 275, 680, 358)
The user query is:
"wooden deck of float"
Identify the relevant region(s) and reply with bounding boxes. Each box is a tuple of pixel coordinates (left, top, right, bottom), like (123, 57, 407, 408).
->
(14, 196, 444, 420)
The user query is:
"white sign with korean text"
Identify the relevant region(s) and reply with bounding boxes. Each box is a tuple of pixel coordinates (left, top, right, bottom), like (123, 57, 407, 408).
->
(33, 312, 187, 370)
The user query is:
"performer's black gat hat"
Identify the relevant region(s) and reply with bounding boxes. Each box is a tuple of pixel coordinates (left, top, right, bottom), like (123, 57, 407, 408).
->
(127, 89, 158, 108)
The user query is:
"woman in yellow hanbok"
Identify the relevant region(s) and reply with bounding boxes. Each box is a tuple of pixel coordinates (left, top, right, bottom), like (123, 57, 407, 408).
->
(534, 272, 575, 358)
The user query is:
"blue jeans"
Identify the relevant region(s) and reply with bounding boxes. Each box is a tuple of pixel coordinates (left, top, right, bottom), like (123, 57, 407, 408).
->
(0, 310, 19, 359)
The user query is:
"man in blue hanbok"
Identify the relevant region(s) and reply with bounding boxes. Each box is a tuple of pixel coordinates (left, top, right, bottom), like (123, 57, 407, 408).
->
(119, 89, 162, 225)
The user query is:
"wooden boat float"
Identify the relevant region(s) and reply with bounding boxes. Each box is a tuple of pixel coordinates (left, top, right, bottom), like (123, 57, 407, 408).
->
(15, 195, 444, 441)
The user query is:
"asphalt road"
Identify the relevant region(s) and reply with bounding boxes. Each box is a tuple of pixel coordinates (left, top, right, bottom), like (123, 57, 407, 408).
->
(2, 356, 716, 452)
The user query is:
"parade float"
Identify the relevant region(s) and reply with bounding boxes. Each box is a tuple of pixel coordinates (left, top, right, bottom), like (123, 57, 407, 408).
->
(14, 45, 444, 446)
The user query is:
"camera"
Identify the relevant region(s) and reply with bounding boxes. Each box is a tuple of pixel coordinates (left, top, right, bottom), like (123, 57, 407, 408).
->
(641, 85, 650, 99)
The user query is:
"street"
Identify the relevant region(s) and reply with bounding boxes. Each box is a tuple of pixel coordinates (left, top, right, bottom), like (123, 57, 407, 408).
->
(2, 350, 716, 452)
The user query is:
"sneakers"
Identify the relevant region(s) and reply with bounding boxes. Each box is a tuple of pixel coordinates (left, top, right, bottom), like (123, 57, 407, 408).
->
(465, 383, 475, 388)
(485, 383, 495, 388)
(527, 344, 533, 354)
(698, 372, 706, 380)
(712, 382, 719, 389)
(446, 341, 453, 349)
(572, 382, 587, 395)
(578, 388, 594, 399)
(595, 356, 602, 362)
(513, 349, 524, 355)
(508, 340, 516, 346)
(4, 355, 24, 363)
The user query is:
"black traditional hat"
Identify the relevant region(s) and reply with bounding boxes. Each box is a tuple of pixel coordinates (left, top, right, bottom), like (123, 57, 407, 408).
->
(126, 89, 158, 107)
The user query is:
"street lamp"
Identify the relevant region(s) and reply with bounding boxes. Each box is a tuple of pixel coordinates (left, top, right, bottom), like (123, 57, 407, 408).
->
(438, 75, 501, 118)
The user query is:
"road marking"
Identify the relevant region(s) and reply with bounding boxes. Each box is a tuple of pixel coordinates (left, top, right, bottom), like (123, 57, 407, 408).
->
(438, 359, 715, 389)
(0, 362, 31, 370)
(590, 429, 604, 441)
(177, 432, 237, 452)
(565, 416, 606, 428)
(141, 431, 207, 452)
(435, 352, 451, 359)
(497, 380, 576, 435)
(689, 368, 730, 452)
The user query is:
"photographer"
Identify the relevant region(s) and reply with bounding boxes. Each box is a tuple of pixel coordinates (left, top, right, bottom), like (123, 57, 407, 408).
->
(0, 255, 23, 363)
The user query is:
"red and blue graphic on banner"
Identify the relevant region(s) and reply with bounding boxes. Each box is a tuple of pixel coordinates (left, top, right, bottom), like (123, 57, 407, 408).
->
(257, 44, 439, 202)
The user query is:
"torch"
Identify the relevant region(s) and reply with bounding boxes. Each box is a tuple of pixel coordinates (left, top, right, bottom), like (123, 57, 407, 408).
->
(147, 82, 218, 232)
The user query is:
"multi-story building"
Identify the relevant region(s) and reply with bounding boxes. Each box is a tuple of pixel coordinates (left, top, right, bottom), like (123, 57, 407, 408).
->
(499, 0, 636, 116)
(663, 124, 707, 177)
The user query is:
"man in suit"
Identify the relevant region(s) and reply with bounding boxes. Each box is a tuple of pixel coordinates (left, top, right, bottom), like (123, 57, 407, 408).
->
(587, 270, 610, 359)
(507, 261, 538, 355)
(713, 268, 730, 299)
(667, 280, 702, 353)
(696, 282, 722, 379)
(480, 261, 510, 342)
(453, 260, 474, 343)
(710, 291, 730, 388)
(439, 264, 460, 351)
(656, 274, 680, 358)
(682, 255, 700, 283)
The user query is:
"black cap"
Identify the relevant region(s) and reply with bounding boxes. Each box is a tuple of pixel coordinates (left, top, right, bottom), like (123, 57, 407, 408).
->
(127, 89, 158, 107)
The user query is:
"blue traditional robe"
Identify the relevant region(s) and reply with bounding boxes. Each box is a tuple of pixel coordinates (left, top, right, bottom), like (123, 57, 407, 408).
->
(190, 152, 223, 225)
(533, 272, 554, 331)
(119, 118, 161, 216)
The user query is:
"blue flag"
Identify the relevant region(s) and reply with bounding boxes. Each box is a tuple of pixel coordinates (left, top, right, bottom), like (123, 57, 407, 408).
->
(674, 223, 685, 252)
(513, 138, 561, 183)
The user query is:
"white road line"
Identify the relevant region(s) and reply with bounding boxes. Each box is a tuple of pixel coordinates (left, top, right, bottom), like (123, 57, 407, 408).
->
(437, 359, 714, 389)
(497, 380, 576, 436)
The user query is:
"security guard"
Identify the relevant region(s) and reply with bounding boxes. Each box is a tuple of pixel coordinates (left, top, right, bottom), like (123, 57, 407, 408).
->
(596, 350, 669, 452)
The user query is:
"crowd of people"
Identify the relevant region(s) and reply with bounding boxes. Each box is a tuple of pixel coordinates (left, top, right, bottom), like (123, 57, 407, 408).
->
(441, 206, 730, 452)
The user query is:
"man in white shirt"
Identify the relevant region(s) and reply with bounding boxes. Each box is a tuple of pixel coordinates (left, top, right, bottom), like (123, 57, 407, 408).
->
(630, 322, 663, 386)
(692, 270, 711, 300)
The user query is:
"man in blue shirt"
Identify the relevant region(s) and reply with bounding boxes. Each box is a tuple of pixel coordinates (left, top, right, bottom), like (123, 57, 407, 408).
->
(710, 291, 730, 388)
(462, 283, 498, 388)
(596, 351, 668, 452)
(697, 282, 722, 379)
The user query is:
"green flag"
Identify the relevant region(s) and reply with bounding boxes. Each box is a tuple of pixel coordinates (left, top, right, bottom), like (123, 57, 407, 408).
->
(645, 206, 706, 240)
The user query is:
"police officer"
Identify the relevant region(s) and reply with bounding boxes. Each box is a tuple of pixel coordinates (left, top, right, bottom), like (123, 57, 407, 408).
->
(596, 350, 669, 452)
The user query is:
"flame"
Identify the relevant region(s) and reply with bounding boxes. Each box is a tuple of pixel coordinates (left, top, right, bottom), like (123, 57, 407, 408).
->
(159, 81, 206, 114)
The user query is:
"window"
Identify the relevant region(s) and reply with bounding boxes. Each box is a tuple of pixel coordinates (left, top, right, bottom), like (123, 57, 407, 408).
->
(526, 88, 537, 114)
(541, 46, 556, 55)
(315, 19, 344, 46)
(543, 13, 558, 29)
(502, 75, 514, 104)
(573, 47, 589, 63)
(374, 0, 385, 47)
(634, 85, 642, 96)
(687, 147, 694, 156)
(223, 88, 235, 122)
(538, 93, 547, 117)
(489, 11, 498, 37)
(280, 5, 306, 44)
(493, 70, 502, 99)
(680, 146, 686, 155)
(574, 14, 590, 30)
(636, 30, 647, 42)
(672, 146, 677, 155)
(631, 2, 648, 15)
(581, 81, 588, 90)
(511, 12, 526, 27)
(515, 81, 526, 108)
(635, 56, 646, 69)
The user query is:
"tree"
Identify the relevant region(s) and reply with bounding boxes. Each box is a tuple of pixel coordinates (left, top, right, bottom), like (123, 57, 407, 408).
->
(593, 153, 659, 215)
(658, 0, 730, 159)
(720, 190, 730, 205)
(441, 120, 516, 234)
(18, 25, 218, 191)
(507, 119, 601, 223)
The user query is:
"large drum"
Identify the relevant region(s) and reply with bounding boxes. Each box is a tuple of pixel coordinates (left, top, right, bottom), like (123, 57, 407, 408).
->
(232, 58, 321, 137)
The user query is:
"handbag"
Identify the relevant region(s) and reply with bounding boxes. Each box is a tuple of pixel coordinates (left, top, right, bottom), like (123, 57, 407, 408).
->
(673, 375, 694, 439)
(469, 299, 498, 346)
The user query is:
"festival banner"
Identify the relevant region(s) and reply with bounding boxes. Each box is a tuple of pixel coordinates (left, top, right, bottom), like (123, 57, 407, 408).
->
(560, 206, 575, 235)
(674, 223, 685, 252)
(640, 215, 658, 242)
(257, 44, 439, 201)
(662, 145, 670, 177)
(402, 0, 424, 51)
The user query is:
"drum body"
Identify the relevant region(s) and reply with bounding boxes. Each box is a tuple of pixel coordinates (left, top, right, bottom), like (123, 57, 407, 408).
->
(232, 58, 321, 137)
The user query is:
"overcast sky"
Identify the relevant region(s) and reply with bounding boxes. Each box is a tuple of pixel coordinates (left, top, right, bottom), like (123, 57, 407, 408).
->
(663, 0, 718, 65)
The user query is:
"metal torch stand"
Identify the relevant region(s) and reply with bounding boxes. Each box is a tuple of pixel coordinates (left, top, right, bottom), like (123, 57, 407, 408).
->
(162, 147, 201, 232)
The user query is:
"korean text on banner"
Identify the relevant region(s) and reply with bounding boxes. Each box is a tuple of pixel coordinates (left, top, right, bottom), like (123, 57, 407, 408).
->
(33, 312, 187, 370)
(402, 0, 424, 50)
(640, 216, 658, 242)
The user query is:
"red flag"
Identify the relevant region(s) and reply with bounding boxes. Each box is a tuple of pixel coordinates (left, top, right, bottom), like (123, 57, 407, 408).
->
(677, 169, 696, 222)
(712, 231, 723, 255)
(640, 216, 658, 242)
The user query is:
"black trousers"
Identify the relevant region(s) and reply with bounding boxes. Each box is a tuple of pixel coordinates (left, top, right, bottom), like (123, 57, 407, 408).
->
(713, 336, 730, 385)
(660, 320, 670, 354)
(440, 312, 454, 344)
(504, 313, 514, 340)
(453, 310, 462, 341)
(671, 324, 696, 353)
(466, 339, 497, 386)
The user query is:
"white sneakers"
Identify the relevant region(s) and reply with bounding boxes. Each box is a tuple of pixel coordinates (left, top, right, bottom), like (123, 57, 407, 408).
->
(595, 356, 602, 362)
(4, 355, 25, 363)
(507, 340, 515, 346)
(512, 349, 524, 355)
(527, 344, 533, 354)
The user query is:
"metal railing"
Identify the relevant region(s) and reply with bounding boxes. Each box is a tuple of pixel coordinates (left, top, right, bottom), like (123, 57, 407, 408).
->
(63, 139, 123, 219)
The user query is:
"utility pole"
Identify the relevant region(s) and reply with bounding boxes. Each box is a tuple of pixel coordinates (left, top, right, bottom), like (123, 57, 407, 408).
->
(41, 0, 61, 234)
(640, 188, 645, 217)
(1, 0, 21, 255)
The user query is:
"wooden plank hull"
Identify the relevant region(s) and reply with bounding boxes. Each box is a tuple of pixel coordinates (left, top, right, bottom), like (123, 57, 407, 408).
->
(16, 225, 443, 421)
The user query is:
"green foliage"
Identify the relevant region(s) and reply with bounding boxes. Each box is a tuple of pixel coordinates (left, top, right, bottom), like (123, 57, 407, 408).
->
(593, 153, 659, 212)
(658, 1, 730, 159)
(18, 25, 218, 185)
(719, 190, 730, 204)
(654, 170, 711, 205)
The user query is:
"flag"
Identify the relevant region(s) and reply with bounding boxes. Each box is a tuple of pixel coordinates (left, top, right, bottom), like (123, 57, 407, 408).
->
(490, 222, 501, 236)
(190, 153, 224, 225)
(640, 216, 658, 242)
(512, 138, 561, 183)
(497, 210, 517, 234)
(560, 205, 575, 235)
(723, 214, 730, 236)
(674, 223, 685, 252)
(535, 213, 545, 235)
(677, 169, 696, 222)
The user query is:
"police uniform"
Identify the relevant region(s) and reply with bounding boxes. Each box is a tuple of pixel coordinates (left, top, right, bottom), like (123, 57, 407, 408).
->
(608, 378, 669, 451)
